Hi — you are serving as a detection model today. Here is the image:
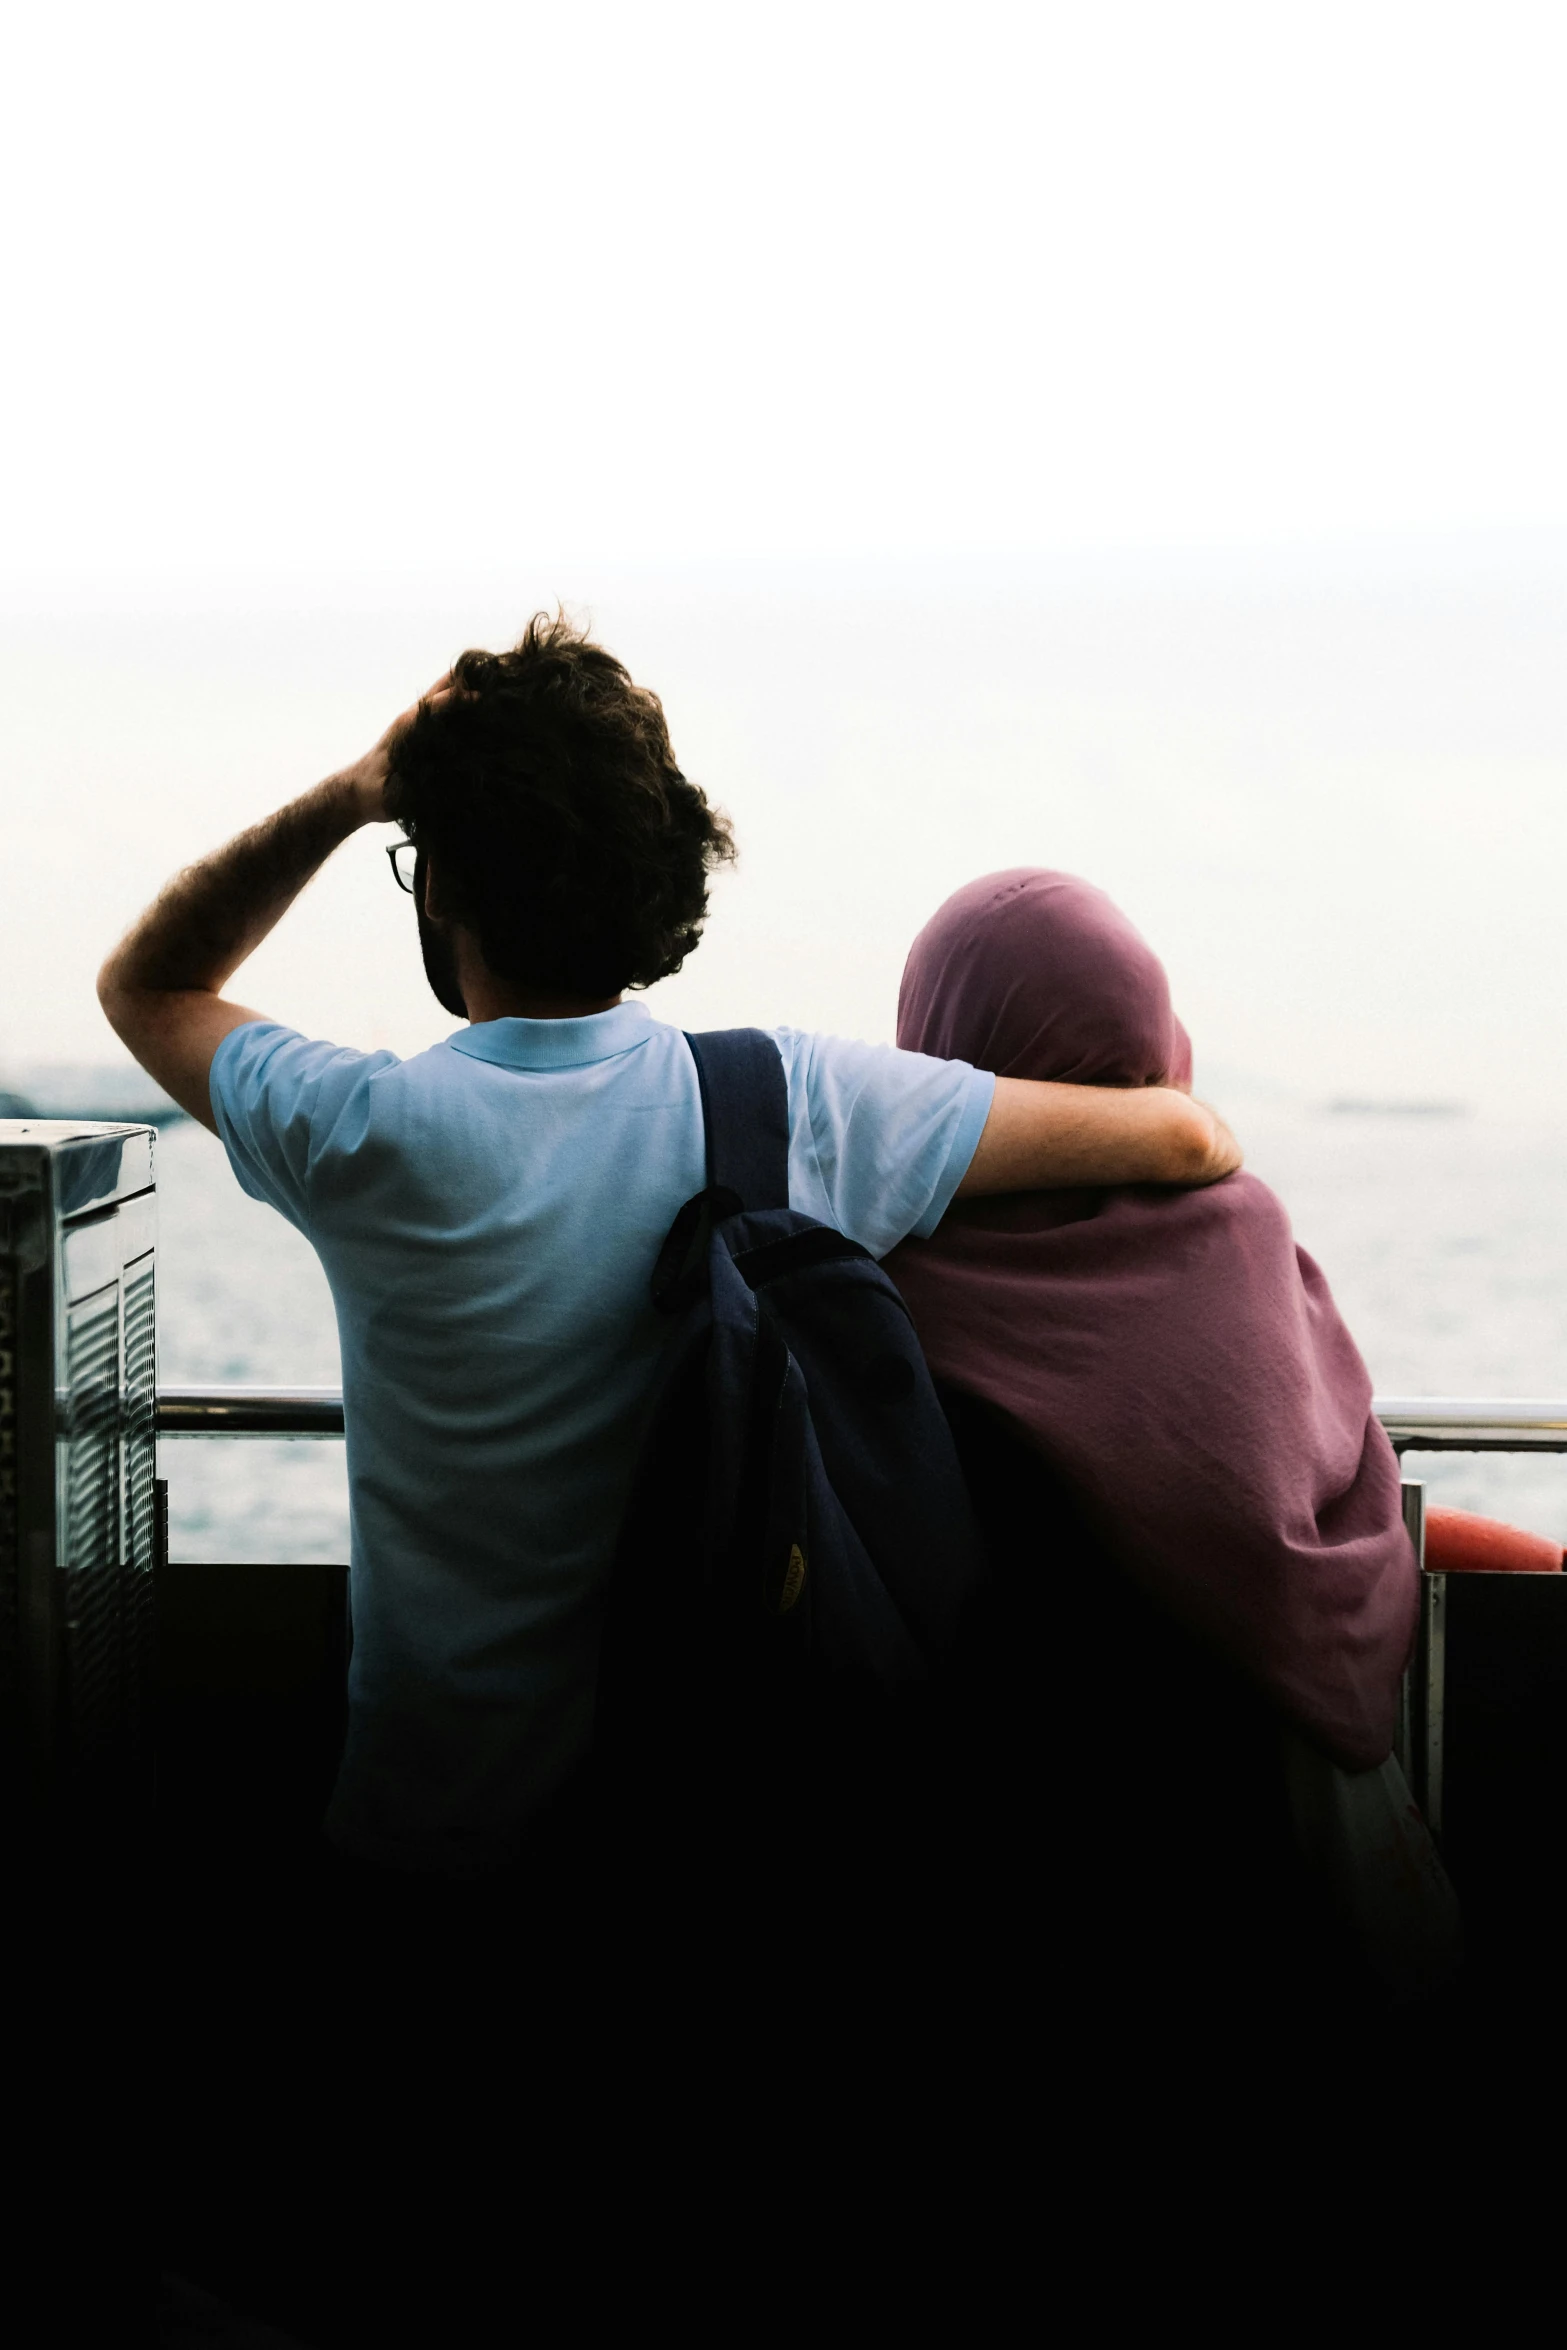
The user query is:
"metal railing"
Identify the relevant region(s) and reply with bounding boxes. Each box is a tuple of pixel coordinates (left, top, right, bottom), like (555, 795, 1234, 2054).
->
(157, 1386, 345, 1437)
(1373, 1399, 1567, 1454)
(152, 1384, 1567, 1849)
(155, 1386, 1567, 1449)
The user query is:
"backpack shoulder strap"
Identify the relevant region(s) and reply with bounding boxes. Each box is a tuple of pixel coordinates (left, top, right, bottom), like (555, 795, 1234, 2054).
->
(685, 1029, 790, 1211)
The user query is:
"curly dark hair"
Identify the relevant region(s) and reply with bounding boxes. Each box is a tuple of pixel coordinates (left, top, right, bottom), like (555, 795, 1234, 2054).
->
(384, 611, 735, 1000)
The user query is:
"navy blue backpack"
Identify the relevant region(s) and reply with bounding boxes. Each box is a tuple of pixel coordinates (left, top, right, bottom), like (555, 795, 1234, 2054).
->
(595, 1029, 991, 1860)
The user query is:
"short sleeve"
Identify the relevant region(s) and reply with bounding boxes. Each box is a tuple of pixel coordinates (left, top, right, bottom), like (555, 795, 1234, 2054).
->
(209, 1020, 394, 1234)
(771, 1029, 994, 1258)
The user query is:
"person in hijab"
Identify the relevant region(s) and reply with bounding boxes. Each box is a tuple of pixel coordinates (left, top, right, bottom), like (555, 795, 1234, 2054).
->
(886, 869, 1457, 2006)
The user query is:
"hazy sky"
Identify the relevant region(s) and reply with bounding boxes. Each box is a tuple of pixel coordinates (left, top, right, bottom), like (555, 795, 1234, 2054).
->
(4, 5, 1567, 1117)
(6, 1, 1567, 574)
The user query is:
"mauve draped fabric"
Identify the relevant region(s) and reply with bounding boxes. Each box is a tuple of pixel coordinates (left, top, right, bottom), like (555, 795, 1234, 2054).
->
(886, 870, 1417, 1769)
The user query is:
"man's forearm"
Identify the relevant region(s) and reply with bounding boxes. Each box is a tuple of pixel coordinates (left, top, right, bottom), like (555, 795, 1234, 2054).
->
(956, 1077, 1240, 1196)
(100, 775, 365, 1004)
(97, 679, 437, 1130)
(97, 771, 375, 1130)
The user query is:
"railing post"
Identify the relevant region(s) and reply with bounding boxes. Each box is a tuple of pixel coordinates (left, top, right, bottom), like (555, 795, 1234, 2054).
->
(1398, 1478, 1446, 1839)
(1415, 1571, 1447, 1841)
(1396, 1478, 1424, 1779)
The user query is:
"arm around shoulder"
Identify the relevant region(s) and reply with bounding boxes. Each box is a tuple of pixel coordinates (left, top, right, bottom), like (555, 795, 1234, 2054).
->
(955, 1077, 1241, 1198)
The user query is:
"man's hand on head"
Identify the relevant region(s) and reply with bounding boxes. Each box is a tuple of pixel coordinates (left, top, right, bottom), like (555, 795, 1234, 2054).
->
(340, 673, 453, 826)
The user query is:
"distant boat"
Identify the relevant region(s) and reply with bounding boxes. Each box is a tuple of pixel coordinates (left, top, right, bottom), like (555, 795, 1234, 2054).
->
(1325, 1098, 1470, 1118)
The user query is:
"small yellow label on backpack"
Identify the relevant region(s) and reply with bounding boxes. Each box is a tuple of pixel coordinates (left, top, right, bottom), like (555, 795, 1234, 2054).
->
(776, 1543, 807, 1613)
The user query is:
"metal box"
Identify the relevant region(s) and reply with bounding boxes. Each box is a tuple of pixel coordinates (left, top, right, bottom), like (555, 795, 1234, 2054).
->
(0, 1120, 156, 1825)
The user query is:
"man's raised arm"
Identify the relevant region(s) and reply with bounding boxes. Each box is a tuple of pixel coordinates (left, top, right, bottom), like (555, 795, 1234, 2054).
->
(97, 689, 435, 1132)
(956, 1076, 1239, 1196)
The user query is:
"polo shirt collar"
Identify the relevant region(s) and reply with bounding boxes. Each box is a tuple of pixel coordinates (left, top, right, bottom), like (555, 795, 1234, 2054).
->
(447, 1000, 658, 1072)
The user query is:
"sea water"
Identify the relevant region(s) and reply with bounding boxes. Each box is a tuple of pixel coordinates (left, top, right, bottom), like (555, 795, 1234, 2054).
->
(152, 1103, 1567, 1564)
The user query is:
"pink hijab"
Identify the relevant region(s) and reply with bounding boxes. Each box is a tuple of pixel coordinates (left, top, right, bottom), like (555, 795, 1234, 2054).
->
(887, 870, 1417, 1770)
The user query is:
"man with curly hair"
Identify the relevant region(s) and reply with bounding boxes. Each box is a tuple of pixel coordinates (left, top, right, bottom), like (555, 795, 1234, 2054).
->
(101, 611, 1239, 1876)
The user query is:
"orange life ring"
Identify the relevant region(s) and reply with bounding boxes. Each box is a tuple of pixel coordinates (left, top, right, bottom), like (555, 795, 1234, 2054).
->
(1424, 1503, 1563, 1574)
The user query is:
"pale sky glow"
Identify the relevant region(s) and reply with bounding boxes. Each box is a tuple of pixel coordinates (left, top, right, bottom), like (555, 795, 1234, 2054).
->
(6, 1, 1567, 572)
(5, 3, 1567, 1124)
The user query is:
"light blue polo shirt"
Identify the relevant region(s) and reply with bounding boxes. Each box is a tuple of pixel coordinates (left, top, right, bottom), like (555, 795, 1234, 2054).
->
(210, 1002, 993, 1873)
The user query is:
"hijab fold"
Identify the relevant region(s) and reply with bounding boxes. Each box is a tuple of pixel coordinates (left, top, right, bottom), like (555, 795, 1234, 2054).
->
(888, 870, 1417, 1770)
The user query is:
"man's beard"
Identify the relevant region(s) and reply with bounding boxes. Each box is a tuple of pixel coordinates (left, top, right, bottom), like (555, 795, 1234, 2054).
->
(413, 851, 468, 1018)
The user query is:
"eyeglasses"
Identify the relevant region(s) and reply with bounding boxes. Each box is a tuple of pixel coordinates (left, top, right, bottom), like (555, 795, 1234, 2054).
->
(386, 841, 419, 895)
